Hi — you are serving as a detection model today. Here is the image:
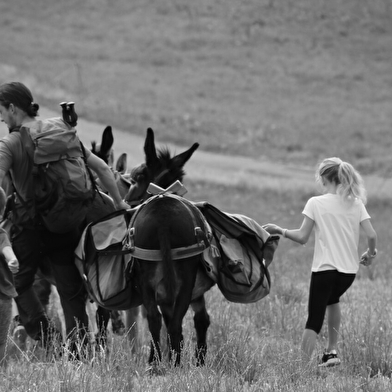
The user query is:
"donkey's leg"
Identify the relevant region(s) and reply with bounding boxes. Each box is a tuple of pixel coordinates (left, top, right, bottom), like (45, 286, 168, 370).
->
(124, 307, 140, 350)
(145, 304, 163, 364)
(162, 283, 197, 365)
(190, 295, 210, 366)
(110, 310, 125, 335)
(163, 258, 201, 366)
(95, 306, 111, 349)
(161, 305, 187, 366)
(160, 304, 181, 364)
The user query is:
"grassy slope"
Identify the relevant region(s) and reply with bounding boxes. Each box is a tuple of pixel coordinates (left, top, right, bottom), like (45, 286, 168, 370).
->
(0, 0, 392, 174)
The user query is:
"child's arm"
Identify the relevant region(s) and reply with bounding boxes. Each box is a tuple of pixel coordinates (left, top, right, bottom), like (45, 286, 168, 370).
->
(263, 216, 314, 245)
(359, 219, 377, 266)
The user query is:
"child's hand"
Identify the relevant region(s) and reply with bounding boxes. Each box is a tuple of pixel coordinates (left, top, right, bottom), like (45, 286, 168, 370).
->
(8, 258, 19, 274)
(360, 252, 372, 267)
(262, 224, 283, 235)
(360, 249, 377, 267)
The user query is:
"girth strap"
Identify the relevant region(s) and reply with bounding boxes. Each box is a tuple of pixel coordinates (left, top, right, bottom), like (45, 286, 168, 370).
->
(129, 239, 207, 261)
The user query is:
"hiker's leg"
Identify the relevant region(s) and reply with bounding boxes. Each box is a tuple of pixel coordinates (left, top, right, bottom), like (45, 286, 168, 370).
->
(33, 274, 52, 309)
(11, 229, 50, 341)
(50, 263, 88, 339)
(46, 229, 89, 350)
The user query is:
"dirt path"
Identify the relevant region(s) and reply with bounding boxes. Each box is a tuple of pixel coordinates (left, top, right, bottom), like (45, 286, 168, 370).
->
(4, 106, 391, 198)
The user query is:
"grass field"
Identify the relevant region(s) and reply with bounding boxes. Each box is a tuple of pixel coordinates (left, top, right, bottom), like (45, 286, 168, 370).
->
(1, 0, 392, 391)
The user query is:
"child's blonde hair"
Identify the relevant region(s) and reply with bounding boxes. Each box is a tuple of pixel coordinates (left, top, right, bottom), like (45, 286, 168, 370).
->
(316, 157, 367, 204)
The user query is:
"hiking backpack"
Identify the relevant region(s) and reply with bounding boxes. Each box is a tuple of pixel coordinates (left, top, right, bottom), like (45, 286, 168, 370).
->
(16, 103, 96, 233)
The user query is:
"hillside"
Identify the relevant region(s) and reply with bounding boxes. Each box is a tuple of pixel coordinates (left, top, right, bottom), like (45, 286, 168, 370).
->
(1, 0, 392, 174)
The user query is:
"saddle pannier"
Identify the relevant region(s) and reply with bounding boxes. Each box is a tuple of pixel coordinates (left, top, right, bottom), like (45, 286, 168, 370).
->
(196, 202, 279, 304)
(75, 209, 142, 310)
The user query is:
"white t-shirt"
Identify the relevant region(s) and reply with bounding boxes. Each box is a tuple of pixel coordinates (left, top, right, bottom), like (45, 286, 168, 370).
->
(302, 194, 370, 274)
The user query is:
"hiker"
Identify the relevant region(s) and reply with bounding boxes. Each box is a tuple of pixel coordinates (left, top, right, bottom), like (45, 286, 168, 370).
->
(0, 187, 19, 365)
(263, 157, 377, 367)
(0, 81, 129, 356)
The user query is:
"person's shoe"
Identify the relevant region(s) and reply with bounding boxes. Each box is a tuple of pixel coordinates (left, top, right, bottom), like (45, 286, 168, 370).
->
(13, 325, 28, 351)
(318, 350, 341, 367)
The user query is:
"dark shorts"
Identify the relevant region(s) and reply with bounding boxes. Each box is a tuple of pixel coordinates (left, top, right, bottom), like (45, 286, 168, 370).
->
(305, 270, 356, 334)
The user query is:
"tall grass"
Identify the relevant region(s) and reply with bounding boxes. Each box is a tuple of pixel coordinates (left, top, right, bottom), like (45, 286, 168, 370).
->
(2, 280, 392, 391)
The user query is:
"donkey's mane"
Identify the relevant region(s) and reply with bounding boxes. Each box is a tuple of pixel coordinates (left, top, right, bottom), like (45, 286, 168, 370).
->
(157, 147, 185, 182)
(157, 147, 171, 161)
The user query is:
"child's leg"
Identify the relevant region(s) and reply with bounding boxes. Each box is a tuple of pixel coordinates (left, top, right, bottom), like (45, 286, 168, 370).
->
(301, 328, 318, 360)
(326, 303, 341, 352)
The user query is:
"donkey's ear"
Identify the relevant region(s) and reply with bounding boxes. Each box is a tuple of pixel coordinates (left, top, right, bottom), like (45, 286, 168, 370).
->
(116, 153, 128, 174)
(100, 126, 114, 157)
(144, 128, 159, 167)
(171, 143, 199, 168)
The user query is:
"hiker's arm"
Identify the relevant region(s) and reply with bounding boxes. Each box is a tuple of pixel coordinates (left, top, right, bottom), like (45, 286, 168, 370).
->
(86, 154, 129, 210)
(0, 228, 18, 273)
(263, 216, 314, 245)
(0, 169, 18, 272)
(3, 246, 19, 273)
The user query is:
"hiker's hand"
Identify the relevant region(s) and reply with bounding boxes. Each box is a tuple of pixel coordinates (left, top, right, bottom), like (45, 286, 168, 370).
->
(114, 200, 130, 210)
(262, 224, 282, 235)
(8, 258, 19, 274)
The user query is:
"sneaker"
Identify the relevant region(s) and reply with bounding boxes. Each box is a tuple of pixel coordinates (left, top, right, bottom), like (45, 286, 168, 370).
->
(318, 350, 341, 367)
(13, 325, 28, 351)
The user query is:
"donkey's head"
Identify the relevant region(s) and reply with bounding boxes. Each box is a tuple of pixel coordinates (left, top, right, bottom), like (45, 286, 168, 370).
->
(124, 128, 199, 205)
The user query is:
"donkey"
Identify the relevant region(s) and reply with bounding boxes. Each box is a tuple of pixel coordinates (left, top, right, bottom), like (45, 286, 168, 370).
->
(123, 128, 215, 367)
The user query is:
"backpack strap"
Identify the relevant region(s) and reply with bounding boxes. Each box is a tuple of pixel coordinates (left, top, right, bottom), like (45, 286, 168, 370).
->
(79, 141, 103, 203)
(8, 170, 39, 226)
(7, 128, 40, 225)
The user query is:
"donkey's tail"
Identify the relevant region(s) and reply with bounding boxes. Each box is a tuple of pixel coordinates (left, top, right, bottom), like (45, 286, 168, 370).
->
(158, 225, 176, 304)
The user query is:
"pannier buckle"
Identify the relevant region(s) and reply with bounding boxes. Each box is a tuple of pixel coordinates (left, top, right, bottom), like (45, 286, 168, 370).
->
(123, 227, 135, 251)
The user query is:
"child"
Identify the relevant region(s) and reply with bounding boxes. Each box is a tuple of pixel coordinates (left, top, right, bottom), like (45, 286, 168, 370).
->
(263, 157, 377, 367)
(0, 187, 19, 364)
